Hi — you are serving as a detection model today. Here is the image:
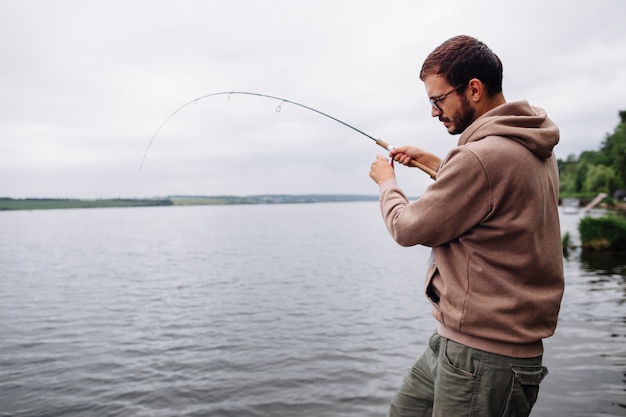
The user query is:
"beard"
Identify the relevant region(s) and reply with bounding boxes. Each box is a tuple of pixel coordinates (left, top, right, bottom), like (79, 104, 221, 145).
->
(442, 95, 475, 135)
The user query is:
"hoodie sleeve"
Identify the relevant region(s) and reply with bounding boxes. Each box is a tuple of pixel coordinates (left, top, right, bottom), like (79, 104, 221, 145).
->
(379, 146, 492, 247)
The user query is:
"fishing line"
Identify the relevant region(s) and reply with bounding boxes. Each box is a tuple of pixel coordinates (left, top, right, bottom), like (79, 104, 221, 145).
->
(139, 91, 436, 178)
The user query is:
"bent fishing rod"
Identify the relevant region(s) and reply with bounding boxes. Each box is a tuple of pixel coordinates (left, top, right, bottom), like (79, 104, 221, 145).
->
(139, 91, 437, 179)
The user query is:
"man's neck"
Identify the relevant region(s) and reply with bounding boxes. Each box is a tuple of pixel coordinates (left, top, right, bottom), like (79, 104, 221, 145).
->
(476, 93, 506, 117)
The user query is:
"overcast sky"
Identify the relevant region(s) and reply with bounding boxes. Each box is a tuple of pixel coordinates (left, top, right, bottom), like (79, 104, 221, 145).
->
(1, 0, 625, 199)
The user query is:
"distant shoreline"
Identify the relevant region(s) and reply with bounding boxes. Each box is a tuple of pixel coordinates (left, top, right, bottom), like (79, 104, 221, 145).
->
(0, 195, 380, 211)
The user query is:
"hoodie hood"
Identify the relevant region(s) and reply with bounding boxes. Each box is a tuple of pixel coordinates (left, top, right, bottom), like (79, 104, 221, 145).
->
(458, 100, 559, 159)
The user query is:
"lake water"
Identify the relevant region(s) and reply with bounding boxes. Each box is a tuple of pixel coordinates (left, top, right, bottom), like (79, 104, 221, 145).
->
(0, 202, 624, 417)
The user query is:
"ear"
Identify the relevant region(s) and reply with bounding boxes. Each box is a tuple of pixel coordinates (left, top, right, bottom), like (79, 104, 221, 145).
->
(467, 78, 484, 103)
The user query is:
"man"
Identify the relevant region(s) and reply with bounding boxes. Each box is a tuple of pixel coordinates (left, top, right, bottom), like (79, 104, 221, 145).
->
(369, 35, 564, 417)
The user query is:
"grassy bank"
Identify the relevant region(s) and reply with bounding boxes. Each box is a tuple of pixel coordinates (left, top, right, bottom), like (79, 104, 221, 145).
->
(0, 198, 173, 211)
(579, 214, 626, 252)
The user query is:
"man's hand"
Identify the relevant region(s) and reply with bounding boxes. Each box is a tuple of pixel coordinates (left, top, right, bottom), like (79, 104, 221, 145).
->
(390, 145, 441, 174)
(369, 154, 395, 185)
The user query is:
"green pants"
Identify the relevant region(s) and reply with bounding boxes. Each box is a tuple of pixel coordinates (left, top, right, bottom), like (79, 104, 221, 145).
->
(387, 333, 548, 417)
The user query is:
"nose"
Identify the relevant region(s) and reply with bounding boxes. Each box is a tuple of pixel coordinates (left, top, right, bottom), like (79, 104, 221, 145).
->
(431, 105, 442, 118)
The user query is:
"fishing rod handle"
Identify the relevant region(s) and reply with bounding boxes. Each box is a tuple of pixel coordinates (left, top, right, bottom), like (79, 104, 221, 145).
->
(374, 139, 437, 180)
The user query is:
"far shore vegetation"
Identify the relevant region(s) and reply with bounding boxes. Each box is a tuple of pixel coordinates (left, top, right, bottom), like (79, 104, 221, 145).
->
(0, 195, 379, 211)
(558, 110, 626, 206)
(0, 197, 174, 211)
(559, 109, 626, 253)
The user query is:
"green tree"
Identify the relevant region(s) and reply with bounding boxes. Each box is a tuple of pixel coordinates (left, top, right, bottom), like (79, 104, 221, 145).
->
(558, 109, 626, 197)
(599, 110, 626, 189)
(578, 149, 607, 166)
(558, 155, 578, 194)
(582, 164, 619, 194)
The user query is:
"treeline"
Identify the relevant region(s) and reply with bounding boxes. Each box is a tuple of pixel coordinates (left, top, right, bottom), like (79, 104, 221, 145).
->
(0, 198, 173, 211)
(558, 110, 626, 199)
(0, 195, 380, 211)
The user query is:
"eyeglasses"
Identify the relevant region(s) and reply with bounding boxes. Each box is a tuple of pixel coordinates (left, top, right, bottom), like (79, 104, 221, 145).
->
(429, 84, 462, 112)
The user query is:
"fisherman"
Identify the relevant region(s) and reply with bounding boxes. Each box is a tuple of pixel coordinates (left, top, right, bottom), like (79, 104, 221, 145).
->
(369, 35, 564, 417)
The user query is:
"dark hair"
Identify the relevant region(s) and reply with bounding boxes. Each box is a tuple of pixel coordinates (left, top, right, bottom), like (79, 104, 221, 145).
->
(420, 35, 503, 97)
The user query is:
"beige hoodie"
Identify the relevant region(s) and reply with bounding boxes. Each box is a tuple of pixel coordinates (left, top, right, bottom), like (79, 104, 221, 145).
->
(378, 101, 564, 358)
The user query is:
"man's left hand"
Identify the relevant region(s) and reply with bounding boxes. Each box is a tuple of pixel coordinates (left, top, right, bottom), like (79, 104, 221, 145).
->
(369, 154, 395, 184)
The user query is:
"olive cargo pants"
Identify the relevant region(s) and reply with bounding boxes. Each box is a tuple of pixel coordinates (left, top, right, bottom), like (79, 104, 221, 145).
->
(387, 333, 548, 417)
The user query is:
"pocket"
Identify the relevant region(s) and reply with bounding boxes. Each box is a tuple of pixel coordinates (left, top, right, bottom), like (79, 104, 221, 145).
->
(500, 365, 548, 417)
(433, 339, 479, 416)
(425, 265, 443, 324)
(424, 264, 439, 302)
(442, 338, 478, 378)
(512, 365, 548, 385)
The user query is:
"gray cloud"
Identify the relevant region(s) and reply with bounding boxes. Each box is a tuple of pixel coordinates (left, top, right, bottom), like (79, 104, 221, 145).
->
(1, 0, 625, 198)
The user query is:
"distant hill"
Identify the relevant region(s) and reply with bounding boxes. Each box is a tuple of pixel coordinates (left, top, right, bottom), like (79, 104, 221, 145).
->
(168, 194, 379, 205)
(0, 195, 379, 211)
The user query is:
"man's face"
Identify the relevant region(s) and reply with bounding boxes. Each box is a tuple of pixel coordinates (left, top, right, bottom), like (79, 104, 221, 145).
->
(423, 74, 474, 135)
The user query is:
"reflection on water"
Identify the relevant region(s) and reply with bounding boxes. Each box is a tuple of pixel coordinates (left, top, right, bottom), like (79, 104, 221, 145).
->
(580, 251, 626, 277)
(532, 210, 625, 417)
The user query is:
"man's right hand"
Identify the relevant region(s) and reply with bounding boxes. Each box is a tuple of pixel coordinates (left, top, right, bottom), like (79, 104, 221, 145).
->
(390, 145, 441, 174)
